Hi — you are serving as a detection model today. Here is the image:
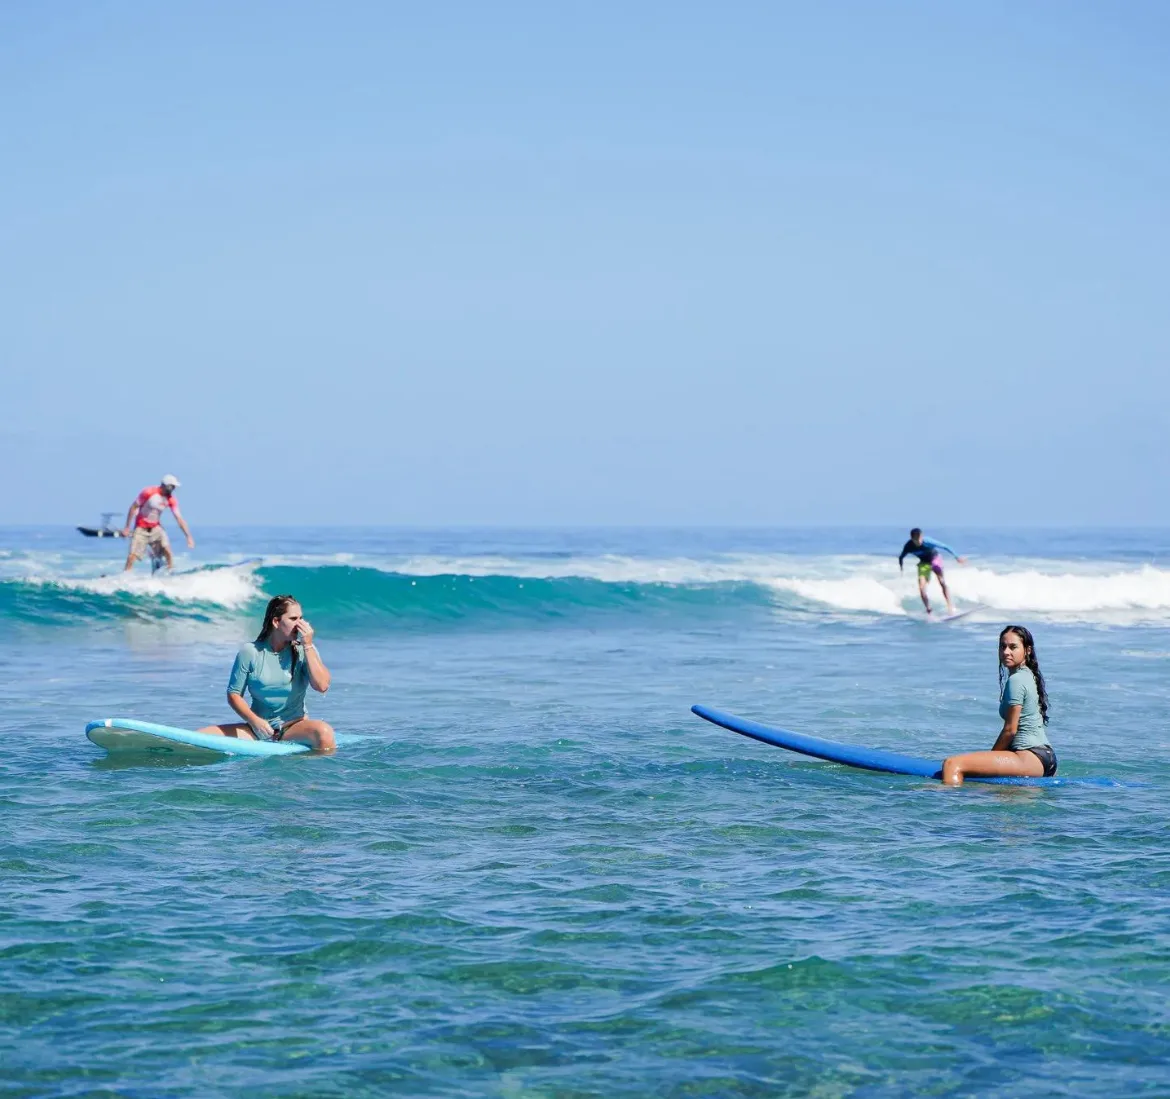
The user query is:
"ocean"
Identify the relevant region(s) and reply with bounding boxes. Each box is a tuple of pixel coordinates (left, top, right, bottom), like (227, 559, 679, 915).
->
(2, 525, 1168, 1097)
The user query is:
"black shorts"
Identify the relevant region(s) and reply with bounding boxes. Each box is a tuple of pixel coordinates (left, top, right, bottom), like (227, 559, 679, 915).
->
(1025, 744, 1057, 777)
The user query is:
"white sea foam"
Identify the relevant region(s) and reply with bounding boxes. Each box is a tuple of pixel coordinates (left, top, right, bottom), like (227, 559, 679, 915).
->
(953, 564, 1170, 614)
(766, 560, 1170, 621)
(25, 563, 261, 609)
(767, 575, 909, 615)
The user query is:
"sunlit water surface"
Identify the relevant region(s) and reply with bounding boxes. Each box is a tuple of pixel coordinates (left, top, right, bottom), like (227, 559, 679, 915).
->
(2, 526, 1168, 1096)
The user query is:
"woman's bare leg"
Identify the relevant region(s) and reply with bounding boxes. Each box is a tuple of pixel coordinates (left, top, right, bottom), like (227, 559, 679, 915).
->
(195, 722, 258, 739)
(278, 718, 336, 752)
(941, 750, 1045, 786)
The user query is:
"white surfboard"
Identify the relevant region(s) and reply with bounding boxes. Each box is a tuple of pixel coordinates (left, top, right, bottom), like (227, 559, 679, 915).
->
(931, 605, 984, 623)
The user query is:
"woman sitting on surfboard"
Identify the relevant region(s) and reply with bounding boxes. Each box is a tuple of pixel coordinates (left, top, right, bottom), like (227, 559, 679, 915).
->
(197, 595, 335, 752)
(942, 625, 1055, 784)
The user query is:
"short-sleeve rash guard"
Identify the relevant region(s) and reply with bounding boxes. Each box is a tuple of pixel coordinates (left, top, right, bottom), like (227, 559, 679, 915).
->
(227, 640, 309, 724)
(134, 486, 178, 529)
(1000, 666, 1049, 750)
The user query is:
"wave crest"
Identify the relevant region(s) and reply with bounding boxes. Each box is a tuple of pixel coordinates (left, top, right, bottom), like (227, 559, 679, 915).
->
(2, 553, 1168, 628)
(0, 564, 261, 624)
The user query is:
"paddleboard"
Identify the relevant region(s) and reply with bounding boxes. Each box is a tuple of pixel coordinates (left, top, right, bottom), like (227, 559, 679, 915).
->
(691, 705, 1127, 787)
(86, 718, 361, 759)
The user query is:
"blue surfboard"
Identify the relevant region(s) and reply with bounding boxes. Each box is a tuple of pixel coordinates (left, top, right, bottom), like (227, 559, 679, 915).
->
(691, 705, 1128, 787)
(86, 718, 363, 759)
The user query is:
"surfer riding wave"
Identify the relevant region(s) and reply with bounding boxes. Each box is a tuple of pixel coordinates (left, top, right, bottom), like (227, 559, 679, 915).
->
(898, 528, 966, 615)
(122, 474, 194, 573)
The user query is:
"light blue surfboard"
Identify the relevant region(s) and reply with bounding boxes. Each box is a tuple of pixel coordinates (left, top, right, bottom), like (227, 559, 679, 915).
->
(86, 718, 362, 759)
(691, 705, 1129, 787)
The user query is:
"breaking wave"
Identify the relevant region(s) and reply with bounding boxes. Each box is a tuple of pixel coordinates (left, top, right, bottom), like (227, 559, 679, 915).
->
(2, 553, 1168, 628)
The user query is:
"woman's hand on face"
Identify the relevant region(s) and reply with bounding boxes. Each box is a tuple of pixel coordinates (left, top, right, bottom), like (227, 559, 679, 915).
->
(250, 718, 275, 739)
(296, 619, 315, 646)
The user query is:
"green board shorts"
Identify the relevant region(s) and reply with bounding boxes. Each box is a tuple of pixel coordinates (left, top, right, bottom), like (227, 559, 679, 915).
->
(917, 557, 944, 580)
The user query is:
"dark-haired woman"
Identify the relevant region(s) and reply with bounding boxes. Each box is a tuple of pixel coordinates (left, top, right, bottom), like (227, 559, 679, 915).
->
(198, 595, 335, 752)
(941, 625, 1055, 785)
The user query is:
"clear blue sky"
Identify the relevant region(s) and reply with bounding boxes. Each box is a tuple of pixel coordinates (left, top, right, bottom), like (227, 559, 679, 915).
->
(2, 1, 1167, 525)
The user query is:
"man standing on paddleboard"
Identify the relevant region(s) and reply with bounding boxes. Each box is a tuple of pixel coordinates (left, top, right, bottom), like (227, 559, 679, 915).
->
(898, 528, 965, 616)
(121, 474, 195, 572)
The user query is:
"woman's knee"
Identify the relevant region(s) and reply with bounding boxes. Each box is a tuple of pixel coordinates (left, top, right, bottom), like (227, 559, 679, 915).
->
(314, 721, 336, 751)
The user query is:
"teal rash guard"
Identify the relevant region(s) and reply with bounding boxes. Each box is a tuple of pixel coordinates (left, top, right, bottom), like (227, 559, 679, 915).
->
(1001, 666, 1050, 751)
(227, 640, 310, 725)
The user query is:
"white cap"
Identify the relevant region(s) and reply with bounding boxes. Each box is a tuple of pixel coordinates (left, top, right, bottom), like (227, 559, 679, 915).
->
(161, 474, 180, 488)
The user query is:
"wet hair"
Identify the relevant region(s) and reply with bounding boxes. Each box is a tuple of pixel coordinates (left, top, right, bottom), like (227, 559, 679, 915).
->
(910, 528, 922, 539)
(257, 594, 301, 677)
(998, 625, 1049, 725)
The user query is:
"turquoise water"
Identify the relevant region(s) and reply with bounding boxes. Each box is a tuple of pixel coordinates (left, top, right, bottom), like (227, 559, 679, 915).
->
(3, 527, 1169, 1096)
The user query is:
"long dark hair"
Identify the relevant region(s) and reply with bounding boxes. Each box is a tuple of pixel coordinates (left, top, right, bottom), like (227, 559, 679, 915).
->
(257, 594, 300, 677)
(998, 624, 1049, 725)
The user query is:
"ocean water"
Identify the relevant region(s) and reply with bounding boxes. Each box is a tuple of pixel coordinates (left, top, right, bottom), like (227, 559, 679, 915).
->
(2, 526, 1168, 1097)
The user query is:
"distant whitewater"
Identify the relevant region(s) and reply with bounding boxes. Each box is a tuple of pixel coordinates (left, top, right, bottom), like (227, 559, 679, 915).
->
(2, 550, 1169, 628)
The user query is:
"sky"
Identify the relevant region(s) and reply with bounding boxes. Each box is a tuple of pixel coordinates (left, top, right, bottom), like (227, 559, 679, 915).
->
(2, 1, 1168, 526)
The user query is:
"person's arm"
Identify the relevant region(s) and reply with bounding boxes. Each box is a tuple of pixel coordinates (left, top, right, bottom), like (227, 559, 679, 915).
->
(992, 704, 1021, 751)
(296, 620, 331, 693)
(898, 541, 912, 571)
(170, 499, 195, 548)
(226, 645, 272, 736)
(122, 496, 141, 536)
(925, 537, 964, 563)
(228, 691, 273, 738)
(993, 671, 1026, 750)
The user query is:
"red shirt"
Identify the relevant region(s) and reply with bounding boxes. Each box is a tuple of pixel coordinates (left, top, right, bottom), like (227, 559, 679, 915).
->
(133, 486, 180, 529)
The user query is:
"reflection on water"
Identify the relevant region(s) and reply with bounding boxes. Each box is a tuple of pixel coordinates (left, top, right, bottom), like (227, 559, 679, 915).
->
(90, 751, 223, 771)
